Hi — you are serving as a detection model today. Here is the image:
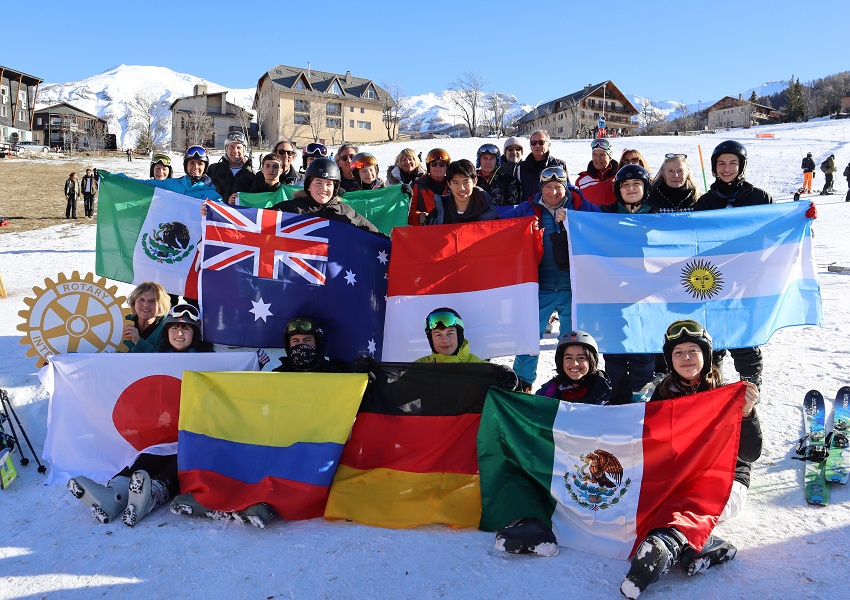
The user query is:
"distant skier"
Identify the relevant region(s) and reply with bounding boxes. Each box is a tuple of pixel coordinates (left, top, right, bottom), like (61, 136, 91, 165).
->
(820, 154, 836, 195)
(597, 115, 607, 138)
(801, 152, 815, 193)
(844, 161, 850, 202)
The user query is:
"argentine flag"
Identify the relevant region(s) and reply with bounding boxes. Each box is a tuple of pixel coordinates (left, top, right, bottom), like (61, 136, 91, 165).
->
(566, 202, 821, 353)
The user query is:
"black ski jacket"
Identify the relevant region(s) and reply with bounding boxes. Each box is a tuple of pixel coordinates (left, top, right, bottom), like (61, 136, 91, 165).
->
(694, 179, 772, 211)
(206, 157, 255, 201)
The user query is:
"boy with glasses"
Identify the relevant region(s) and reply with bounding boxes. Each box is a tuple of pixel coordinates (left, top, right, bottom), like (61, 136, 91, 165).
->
(575, 138, 619, 206)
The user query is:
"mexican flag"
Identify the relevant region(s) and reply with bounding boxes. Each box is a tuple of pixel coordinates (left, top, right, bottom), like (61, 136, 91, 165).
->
(40, 352, 258, 484)
(95, 171, 203, 296)
(477, 383, 745, 560)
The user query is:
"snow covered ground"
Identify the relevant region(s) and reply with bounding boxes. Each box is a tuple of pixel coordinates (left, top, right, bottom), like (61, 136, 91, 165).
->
(1, 120, 849, 599)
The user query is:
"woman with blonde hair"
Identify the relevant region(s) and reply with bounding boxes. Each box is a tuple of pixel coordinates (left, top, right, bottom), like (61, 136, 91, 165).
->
(386, 148, 425, 186)
(647, 153, 702, 213)
(619, 149, 651, 177)
(123, 281, 171, 352)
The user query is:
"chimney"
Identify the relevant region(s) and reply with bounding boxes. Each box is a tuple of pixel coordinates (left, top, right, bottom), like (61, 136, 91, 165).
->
(307, 62, 311, 79)
(194, 84, 208, 96)
(738, 93, 743, 101)
(345, 71, 352, 84)
(221, 91, 227, 115)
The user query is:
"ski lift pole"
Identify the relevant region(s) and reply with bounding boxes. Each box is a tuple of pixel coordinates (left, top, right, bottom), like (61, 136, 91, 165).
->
(697, 145, 709, 193)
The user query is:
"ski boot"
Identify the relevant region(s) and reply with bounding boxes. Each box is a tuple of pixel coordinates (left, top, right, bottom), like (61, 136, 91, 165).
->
(170, 492, 232, 520)
(679, 535, 737, 576)
(620, 528, 687, 599)
(122, 470, 170, 527)
(68, 475, 131, 524)
(233, 503, 276, 528)
(495, 517, 559, 557)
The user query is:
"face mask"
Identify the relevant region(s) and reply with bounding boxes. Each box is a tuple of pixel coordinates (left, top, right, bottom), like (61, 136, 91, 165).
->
(289, 344, 318, 371)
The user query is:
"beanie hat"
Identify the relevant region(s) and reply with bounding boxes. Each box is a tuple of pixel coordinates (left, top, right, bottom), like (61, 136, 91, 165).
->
(503, 137, 524, 152)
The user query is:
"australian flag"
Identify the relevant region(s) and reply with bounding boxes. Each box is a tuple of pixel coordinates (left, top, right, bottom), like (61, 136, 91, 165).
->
(199, 202, 391, 362)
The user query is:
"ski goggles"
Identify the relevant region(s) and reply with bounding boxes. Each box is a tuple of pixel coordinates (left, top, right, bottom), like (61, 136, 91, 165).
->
(151, 153, 172, 166)
(478, 144, 500, 157)
(286, 317, 318, 334)
(540, 166, 568, 185)
(304, 143, 328, 157)
(169, 305, 200, 322)
(426, 149, 450, 164)
(425, 311, 463, 331)
(185, 146, 207, 159)
(664, 319, 705, 342)
(225, 131, 247, 146)
(351, 153, 378, 169)
(591, 139, 611, 150)
(665, 153, 688, 159)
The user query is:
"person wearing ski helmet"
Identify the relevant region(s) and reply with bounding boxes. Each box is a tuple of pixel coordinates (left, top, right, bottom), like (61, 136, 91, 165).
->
(408, 148, 451, 225)
(129, 146, 221, 203)
(300, 142, 329, 175)
(801, 151, 815, 194)
(351, 152, 386, 190)
(601, 164, 652, 214)
(500, 167, 600, 391)
(270, 157, 381, 234)
(648, 153, 701, 213)
(150, 153, 173, 180)
(620, 319, 761, 600)
(475, 143, 521, 206)
(206, 131, 254, 204)
(415, 308, 484, 363)
(575, 138, 618, 206)
(272, 316, 339, 373)
(820, 153, 836, 195)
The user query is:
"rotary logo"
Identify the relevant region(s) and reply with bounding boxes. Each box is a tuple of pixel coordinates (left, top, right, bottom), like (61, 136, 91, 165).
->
(680, 258, 724, 300)
(564, 449, 630, 511)
(17, 272, 130, 367)
(141, 221, 194, 264)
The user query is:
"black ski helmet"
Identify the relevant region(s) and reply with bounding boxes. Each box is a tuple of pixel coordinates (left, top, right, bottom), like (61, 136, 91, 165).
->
(662, 320, 713, 378)
(476, 143, 501, 168)
(424, 307, 464, 354)
(283, 316, 325, 354)
(183, 146, 209, 177)
(614, 164, 651, 204)
(150, 153, 173, 178)
(555, 330, 599, 379)
(710, 140, 747, 179)
(304, 157, 341, 196)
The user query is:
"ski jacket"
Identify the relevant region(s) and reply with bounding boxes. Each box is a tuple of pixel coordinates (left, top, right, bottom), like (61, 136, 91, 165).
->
(647, 182, 698, 213)
(272, 355, 340, 373)
(514, 154, 569, 203)
(844, 163, 850, 181)
(339, 176, 359, 193)
(694, 179, 773, 211)
(414, 339, 484, 363)
(386, 164, 425, 186)
(206, 157, 255, 201)
(501, 187, 600, 291)
(600, 200, 653, 214)
(250, 179, 282, 193)
(801, 156, 816, 173)
(426, 188, 500, 225)
(253, 166, 297, 189)
(536, 371, 614, 405)
(821, 155, 836, 174)
(355, 178, 386, 191)
(124, 315, 166, 353)
(574, 160, 619, 207)
(477, 165, 521, 206)
(408, 174, 448, 225)
(139, 174, 222, 201)
(271, 190, 382, 234)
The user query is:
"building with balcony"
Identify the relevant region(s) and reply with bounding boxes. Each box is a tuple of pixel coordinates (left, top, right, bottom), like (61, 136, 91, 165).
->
(515, 81, 638, 138)
(32, 102, 113, 151)
(0, 65, 43, 148)
(706, 95, 783, 129)
(170, 85, 253, 151)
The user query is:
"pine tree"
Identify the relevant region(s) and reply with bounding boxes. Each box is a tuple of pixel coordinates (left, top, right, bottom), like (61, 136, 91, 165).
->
(749, 90, 758, 104)
(785, 77, 805, 122)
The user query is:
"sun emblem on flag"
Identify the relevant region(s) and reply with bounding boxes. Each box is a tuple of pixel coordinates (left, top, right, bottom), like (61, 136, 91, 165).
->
(680, 259, 724, 300)
(141, 221, 195, 264)
(564, 449, 631, 511)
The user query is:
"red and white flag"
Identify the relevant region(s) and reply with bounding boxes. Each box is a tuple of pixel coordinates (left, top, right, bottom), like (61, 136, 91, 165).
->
(40, 352, 258, 483)
(383, 218, 543, 362)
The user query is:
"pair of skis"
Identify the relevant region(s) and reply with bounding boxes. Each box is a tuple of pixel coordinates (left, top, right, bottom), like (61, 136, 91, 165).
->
(796, 387, 850, 505)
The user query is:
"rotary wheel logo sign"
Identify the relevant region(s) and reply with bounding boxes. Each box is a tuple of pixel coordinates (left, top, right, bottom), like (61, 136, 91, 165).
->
(17, 272, 130, 367)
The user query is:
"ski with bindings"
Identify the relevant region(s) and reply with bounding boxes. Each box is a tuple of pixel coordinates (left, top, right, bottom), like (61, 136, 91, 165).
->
(825, 386, 850, 484)
(795, 390, 829, 506)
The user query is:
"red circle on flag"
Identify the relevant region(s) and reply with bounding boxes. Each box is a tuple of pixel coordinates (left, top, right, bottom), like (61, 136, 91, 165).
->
(112, 375, 182, 451)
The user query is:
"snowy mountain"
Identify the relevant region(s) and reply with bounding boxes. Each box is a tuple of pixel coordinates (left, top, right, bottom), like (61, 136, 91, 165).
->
(402, 90, 532, 134)
(36, 65, 255, 149)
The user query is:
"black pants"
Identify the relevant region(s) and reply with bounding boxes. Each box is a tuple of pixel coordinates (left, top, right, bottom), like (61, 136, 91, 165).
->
(822, 173, 833, 193)
(83, 193, 95, 217)
(65, 195, 77, 218)
(712, 347, 763, 385)
(116, 453, 180, 497)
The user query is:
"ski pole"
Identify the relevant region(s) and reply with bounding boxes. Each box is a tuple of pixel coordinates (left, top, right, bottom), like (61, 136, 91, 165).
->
(697, 145, 708, 193)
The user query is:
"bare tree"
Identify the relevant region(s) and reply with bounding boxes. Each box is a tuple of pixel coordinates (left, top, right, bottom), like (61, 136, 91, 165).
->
(185, 105, 214, 149)
(380, 80, 408, 141)
(232, 105, 253, 142)
(306, 95, 326, 142)
(675, 101, 690, 132)
(87, 120, 108, 155)
(448, 72, 487, 137)
(636, 97, 660, 134)
(254, 94, 272, 148)
(127, 90, 166, 152)
(487, 92, 511, 136)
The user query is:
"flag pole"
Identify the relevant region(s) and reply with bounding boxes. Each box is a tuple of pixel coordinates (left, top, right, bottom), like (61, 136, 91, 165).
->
(697, 145, 709, 192)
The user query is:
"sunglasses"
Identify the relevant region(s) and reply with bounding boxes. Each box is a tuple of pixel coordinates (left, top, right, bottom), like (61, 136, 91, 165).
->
(276, 148, 296, 157)
(287, 317, 317, 334)
(540, 166, 568, 184)
(429, 161, 447, 168)
(478, 144, 500, 156)
(305, 143, 328, 156)
(151, 153, 172, 166)
(338, 154, 356, 161)
(591, 139, 611, 150)
(665, 319, 705, 341)
(426, 311, 463, 330)
(665, 153, 688, 159)
(505, 146, 523, 152)
(169, 305, 200, 322)
(530, 140, 547, 147)
(185, 146, 207, 158)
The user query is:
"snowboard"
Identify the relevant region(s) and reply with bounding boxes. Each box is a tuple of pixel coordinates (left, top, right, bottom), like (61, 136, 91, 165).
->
(825, 386, 850, 484)
(796, 390, 829, 506)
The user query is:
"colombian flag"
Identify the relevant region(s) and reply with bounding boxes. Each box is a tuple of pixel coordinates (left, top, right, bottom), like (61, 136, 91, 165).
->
(177, 372, 367, 520)
(325, 362, 501, 528)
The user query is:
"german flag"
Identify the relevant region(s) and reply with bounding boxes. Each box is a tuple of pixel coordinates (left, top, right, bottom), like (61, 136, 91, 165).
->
(325, 362, 501, 528)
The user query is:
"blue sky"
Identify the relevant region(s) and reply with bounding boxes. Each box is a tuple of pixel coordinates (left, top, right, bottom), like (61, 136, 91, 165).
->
(8, 0, 849, 106)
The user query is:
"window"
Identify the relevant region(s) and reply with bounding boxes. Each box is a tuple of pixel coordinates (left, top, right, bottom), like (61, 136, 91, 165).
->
(350, 119, 354, 127)
(350, 106, 354, 112)
(0, 106, 6, 117)
(356, 120, 371, 130)
(18, 90, 27, 110)
(328, 80, 343, 95)
(360, 107, 365, 114)
(36, 117, 42, 125)
(326, 102, 341, 116)
(294, 114, 310, 125)
(326, 117, 341, 129)
(0, 86, 8, 104)
(294, 99, 310, 113)
(294, 77, 307, 90)
(363, 85, 377, 99)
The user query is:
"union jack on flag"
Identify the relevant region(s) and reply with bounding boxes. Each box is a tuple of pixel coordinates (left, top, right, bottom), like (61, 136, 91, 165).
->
(203, 202, 329, 285)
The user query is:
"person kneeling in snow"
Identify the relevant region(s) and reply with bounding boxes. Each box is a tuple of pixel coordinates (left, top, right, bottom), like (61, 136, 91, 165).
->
(494, 330, 616, 557)
(68, 304, 214, 527)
